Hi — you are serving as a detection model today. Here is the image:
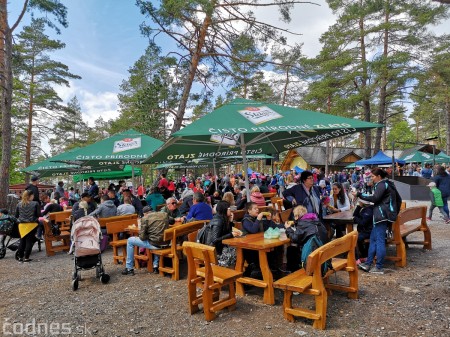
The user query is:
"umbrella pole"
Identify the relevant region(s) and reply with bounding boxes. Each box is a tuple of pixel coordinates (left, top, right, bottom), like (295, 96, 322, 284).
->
(240, 134, 251, 200)
(213, 158, 218, 191)
(132, 163, 135, 194)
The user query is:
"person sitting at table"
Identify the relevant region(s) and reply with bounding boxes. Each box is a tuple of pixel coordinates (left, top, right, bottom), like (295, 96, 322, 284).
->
(117, 196, 135, 216)
(213, 191, 235, 214)
(160, 197, 184, 223)
(235, 188, 248, 210)
(145, 187, 165, 212)
(121, 188, 143, 216)
(352, 198, 374, 265)
(107, 189, 120, 207)
(241, 202, 283, 279)
(327, 182, 351, 238)
(89, 195, 117, 218)
(186, 192, 213, 221)
(250, 186, 266, 207)
(284, 205, 328, 272)
(72, 192, 96, 216)
(205, 201, 239, 267)
(122, 211, 172, 275)
(282, 171, 322, 219)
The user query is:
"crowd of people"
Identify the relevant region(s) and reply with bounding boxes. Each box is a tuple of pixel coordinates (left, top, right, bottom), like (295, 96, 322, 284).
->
(9, 161, 450, 278)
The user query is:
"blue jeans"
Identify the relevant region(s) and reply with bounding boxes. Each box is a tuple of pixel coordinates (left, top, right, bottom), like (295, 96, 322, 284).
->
(442, 196, 449, 217)
(366, 221, 388, 269)
(126, 236, 161, 270)
(428, 204, 449, 220)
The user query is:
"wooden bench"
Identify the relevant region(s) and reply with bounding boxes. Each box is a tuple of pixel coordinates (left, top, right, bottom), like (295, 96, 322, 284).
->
(385, 206, 431, 267)
(48, 210, 72, 231)
(273, 231, 358, 330)
(182, 241, 243, 321)
(42, 218, 71, 256)
(98, 214, 137, 228)
(135, 220, 209, 280)
(106, 219, 138, 264)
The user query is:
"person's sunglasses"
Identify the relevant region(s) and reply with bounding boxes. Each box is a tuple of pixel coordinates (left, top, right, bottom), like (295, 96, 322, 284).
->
(170, 202, 177, 205)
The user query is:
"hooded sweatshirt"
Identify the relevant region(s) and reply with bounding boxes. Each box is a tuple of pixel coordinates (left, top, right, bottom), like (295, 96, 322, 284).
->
(89, 200, 117, 218)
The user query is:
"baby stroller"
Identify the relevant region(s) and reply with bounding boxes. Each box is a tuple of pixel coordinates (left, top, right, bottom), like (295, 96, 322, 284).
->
(70, 216, 110, 290)
(0, 213, 21, 260)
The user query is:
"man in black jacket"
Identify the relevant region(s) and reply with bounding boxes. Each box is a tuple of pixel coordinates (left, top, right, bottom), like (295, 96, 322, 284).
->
(26, 176, 41, 206)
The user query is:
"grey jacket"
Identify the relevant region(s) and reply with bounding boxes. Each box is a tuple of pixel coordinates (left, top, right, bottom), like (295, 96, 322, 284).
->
(15, 201, 41, 223)
(116, 204, 136, 216)
(89, 200, 117, 218)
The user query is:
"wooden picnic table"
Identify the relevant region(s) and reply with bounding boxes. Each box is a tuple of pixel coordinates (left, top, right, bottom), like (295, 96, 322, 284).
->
(223, 232, 290, 305)
(322, 210, 355, 235)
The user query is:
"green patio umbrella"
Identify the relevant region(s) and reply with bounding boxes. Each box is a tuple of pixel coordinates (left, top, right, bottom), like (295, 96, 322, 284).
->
(400, 151, 440, 164)
(72, 165, 142, 183)
(144, 98, 381, 197)
(51, 129, 164, 187)
(52, 129, 164, 166)
(23, 148, 134, 178)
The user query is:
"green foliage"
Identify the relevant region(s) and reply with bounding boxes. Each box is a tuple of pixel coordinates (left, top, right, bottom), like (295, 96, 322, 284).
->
(386, 120, 416, 150)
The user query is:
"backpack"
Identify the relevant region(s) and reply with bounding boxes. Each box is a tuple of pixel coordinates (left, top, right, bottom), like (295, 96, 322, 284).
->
(300, 233, 332, 276)
(196, 222, 211, 244)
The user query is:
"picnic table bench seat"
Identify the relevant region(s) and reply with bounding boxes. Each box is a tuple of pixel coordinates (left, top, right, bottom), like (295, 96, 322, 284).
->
(42, 218, 71, 256)
(385, 205, 431, 267)
(273, 231, 358, 330)
(106, 219, 138, 264)
(135, 220, 209, 280)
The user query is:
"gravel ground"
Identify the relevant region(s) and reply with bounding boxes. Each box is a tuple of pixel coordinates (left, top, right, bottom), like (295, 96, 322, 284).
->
(1, 200, 450, 337)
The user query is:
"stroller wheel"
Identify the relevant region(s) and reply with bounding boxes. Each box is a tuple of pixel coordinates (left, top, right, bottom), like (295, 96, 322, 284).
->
(0, 248, 6, 259)
(100, 274, 110, 284)
(72, 272, 78, 281)
(72, 279, 79, 291)
(15, 251, 20, 261)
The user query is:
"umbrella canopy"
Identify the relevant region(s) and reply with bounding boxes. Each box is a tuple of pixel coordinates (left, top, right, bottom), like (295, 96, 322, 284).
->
(145, 98, 381, 164)
(23, 149, 129, 178)
(72, 165, 142, 183)
(145, 98, 381, 198)
(355, 150, 405, 165)
(400, 151, 438, 164)
(52, 129, 164, 166)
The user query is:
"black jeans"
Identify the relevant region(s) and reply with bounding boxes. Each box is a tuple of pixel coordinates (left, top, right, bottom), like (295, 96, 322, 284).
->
(17, 227, 38, 259)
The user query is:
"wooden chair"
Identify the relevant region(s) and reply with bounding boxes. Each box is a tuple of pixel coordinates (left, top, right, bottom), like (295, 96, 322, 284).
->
(48, 210, 72, 231)
(42, 219, 71, 256)
(98, 214, 137, 228)
(271, 196, 284, 214)
(182, 241, 243, 321)
(280, 208, 292, 223)
(143, 220, 208, 280)
(106, 219, 137, 264)
(231, 210, 245, 222)
(385, 206, 431, 267)
(274, 231, 358, 330)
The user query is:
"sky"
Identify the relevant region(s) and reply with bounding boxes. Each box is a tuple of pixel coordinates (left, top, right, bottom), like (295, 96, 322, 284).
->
(9, 1, 450, 133)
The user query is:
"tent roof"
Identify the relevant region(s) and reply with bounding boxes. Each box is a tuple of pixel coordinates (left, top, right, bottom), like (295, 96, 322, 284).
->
(355, 150, 405, 165)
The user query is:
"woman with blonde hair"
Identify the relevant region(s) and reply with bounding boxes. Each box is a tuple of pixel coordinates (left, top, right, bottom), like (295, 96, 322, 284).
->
(15, 190, 41, 262)
(250, 185, 265, 207)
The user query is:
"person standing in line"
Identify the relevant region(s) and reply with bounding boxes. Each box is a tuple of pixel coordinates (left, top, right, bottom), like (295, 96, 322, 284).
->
(26, 176, 41, 206)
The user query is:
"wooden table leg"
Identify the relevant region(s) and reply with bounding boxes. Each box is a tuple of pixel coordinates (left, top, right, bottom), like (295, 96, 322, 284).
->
(259, 250, 274, 305)
(235, 248, 245, 297)
(346, 223, 354, 234)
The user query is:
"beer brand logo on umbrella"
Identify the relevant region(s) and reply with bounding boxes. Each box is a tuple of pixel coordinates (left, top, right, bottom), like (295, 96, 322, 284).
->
(210, 133, 239, 145)
(113, 137, 142, 153)
(238, 106, 283, 125)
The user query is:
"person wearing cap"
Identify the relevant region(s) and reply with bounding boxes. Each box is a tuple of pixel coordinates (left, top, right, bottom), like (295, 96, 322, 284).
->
(353, 199, 374, 264)
(427, 181, 449, 223)
(26, 176, 41, 205)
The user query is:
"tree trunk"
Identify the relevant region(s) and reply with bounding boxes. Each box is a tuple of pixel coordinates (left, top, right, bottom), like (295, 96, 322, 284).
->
(25, 71, 35, 181)
(171, 13, 212, 134)
(0, 0, 13, 208)
(446, 92, 450, 154)
(375, 2, 390, 154)
(282, 69, 289, 106)
(359, 11, 372, 158)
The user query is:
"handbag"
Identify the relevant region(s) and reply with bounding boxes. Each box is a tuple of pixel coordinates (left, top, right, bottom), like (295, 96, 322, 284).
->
(7, 239, 20, 251)
(51, 222, 61, 236)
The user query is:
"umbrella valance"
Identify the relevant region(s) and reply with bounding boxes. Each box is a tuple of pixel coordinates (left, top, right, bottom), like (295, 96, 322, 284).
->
(72, 165, 142, 183)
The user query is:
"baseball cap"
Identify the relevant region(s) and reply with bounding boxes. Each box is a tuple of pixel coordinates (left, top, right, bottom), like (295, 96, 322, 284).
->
(142, 206, 152, 213)
(427, 182, 436, 187)
(31, 176, 39, 182)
